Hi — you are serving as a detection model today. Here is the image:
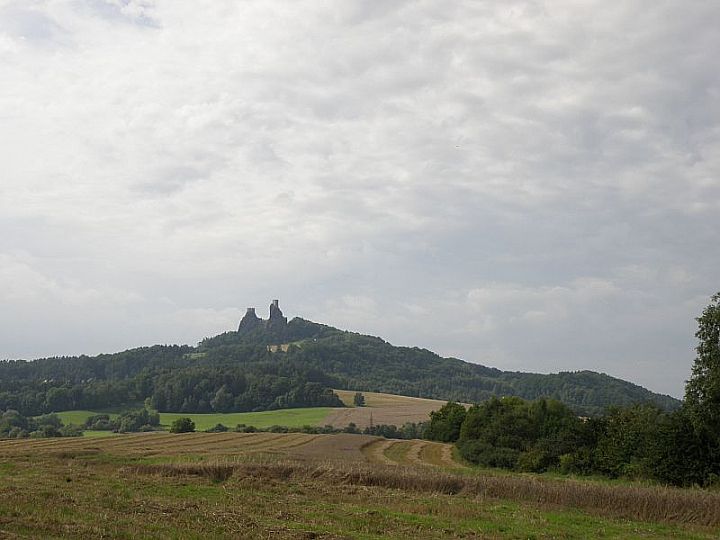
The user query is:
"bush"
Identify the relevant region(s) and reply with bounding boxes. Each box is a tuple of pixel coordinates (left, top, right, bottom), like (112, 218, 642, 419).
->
(558, 448, 596, 475)
(342, 422, 360, 434)
(457, 440, 520, 469)
(59, 424, 84, 437)
(113, 409, 161, 433)
(205, 423, 229, 433)
(517, 447, 553, 473)
(169, 417, 195, 433)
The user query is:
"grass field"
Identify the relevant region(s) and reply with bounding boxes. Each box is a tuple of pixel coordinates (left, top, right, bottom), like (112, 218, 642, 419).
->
(54, 407, 335, 432)
(158, 408, 333, 431)
(54, 409, 120, 425)
(52, 389, 451, 435)
(0, 432, 718, 538)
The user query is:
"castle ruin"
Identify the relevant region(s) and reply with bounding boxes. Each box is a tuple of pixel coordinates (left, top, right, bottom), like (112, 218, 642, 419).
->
(238, 299, 288, 333)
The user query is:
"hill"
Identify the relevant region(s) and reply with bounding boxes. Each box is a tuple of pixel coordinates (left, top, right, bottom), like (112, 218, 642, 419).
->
(0, 300, 680, 417)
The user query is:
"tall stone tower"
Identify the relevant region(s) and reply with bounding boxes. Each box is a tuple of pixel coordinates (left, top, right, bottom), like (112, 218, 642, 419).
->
(267, 299, 288, 330)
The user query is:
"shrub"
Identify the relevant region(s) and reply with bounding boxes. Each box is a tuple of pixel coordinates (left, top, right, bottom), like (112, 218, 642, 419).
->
(169, 417, 195, 433)
(457, 440, 520, 469)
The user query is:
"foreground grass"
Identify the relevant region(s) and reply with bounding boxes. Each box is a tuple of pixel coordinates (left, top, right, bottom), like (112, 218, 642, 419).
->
(55, 407, 335, 432)
(1, 452, 718, 539)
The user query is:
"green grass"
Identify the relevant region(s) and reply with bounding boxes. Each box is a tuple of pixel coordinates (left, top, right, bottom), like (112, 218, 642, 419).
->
(54, 410, 120, 425)
(159, 408, 334, 431)
(52, 407, 335, 433)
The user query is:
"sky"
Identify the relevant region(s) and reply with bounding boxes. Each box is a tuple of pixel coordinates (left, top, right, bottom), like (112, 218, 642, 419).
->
(1, 0, 718, 398)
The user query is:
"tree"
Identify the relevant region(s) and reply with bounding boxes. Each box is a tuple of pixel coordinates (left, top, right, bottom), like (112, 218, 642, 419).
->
(684, 291, 720, 481)
(685, 292, 720, 437)
(169, 417, 195, 433)
(353, 392, 365, 407)
(424, 401, 466, 442)
(210, 385, 234, 412)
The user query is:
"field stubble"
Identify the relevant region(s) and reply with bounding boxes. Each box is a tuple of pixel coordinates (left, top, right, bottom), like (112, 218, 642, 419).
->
(0, 433, 718, 538)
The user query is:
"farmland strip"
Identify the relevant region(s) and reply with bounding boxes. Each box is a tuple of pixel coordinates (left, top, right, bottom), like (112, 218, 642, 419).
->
(361, 439, 396, 465)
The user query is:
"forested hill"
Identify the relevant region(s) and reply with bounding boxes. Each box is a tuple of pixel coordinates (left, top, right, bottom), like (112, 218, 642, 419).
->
(0, 314, 679, 417)
(202, 316, 679, 415)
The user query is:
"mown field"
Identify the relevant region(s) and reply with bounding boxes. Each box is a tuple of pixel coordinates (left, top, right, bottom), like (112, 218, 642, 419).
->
(330, 389, 450, 429)
(0, 433, 718, 539)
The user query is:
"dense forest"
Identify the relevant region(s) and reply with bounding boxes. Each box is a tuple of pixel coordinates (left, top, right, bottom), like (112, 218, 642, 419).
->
(0, 305, 679, 416)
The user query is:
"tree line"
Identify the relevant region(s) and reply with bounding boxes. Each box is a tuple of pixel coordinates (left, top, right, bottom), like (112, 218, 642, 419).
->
(425, 293, 720, 487)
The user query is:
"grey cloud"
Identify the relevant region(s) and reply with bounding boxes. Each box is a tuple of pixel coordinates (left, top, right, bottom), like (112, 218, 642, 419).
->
(0, 3, 68, 45)
(0, 0, 718, 398)
(80, 0, 160, 27)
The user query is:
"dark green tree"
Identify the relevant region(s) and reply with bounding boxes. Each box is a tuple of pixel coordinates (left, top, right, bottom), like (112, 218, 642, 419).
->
(685, 292, 720, 439)
(353, 392, 365, 407)
(424, 401, 466, 442)
(170, 417, 195, 433)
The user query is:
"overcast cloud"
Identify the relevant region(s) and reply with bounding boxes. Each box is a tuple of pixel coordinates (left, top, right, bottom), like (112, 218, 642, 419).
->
(1, 0, 718, 398)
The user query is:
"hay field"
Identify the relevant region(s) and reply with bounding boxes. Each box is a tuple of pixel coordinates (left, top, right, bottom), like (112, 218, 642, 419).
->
(0, 432, 463, 468)
(328, 389, 453, 428)
(1, 434, 719, 538)
(362, 438, 462, 468)
(0, 432, 381, 462)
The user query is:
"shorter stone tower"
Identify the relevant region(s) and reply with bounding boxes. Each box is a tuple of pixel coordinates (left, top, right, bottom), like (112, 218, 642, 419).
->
(238, 307, 262, 332)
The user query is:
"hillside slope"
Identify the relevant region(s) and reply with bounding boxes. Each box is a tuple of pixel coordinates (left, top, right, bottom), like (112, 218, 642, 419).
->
(200, 315, 679, 415)
(0, 311, 680, 417)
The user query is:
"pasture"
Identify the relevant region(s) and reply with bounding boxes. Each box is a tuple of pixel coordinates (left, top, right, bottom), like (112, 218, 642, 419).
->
(52, 389, 451, 435)
(55, 407, 335, 432)
(0, 433, 718, 538)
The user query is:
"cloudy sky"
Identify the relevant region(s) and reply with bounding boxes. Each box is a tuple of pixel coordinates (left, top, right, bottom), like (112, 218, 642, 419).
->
(1, 0, 718, 398)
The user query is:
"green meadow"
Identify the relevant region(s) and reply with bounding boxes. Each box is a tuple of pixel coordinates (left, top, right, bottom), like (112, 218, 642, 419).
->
(54, 407, 335, 432)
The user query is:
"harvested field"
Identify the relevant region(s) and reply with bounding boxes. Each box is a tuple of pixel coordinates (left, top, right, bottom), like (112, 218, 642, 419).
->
(0, 433, 324, 456)
(363, 438, 463, 468)
(0, 432, 459, 467)
(327, 389, 456, 428)
(1, 435, 719, 538)
(0, 432, 383, 461)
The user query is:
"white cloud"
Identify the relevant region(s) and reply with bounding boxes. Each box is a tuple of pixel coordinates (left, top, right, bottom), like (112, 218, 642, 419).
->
(0, 0, 718, 397)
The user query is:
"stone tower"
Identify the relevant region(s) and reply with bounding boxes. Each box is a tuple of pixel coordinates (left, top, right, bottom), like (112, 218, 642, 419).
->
(267, 299, 288, 330)
(238, 307, 262, 332)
